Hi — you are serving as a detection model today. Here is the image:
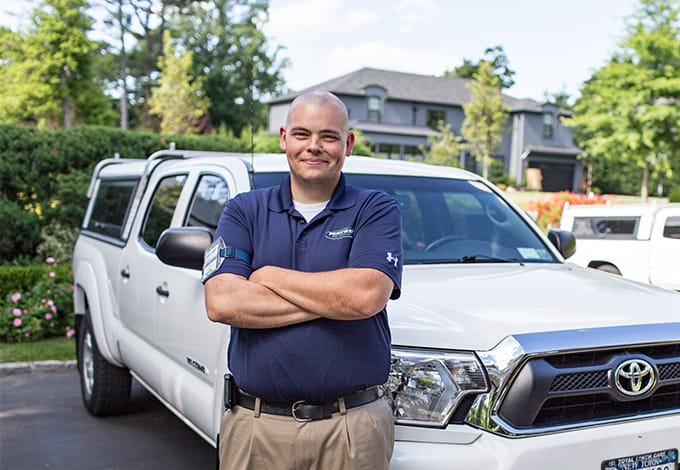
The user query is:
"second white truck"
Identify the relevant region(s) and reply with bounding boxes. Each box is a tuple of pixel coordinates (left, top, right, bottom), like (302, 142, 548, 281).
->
(560, 202, 680, 290)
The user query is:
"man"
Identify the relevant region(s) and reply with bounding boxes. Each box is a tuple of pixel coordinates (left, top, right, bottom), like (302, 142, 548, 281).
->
(203, 91, 403, 470)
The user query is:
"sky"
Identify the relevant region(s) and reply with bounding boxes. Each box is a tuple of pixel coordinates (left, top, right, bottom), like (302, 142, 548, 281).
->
(0, 0, 639, 103)
(262, 0, 639, 102)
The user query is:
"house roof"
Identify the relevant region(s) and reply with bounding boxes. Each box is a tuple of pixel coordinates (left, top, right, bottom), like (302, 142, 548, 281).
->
(351, 121, 439, 138)
(269, 67, 549, 113)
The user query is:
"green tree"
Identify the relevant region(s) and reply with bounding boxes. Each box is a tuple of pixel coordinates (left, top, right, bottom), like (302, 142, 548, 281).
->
(148, 30, 209, 134)
(445, 45, 516, 89)
(0, 0, 112, 129)
(174, 0, 288, 136)
(544, 88, 573, 110)
(566, 0, 680, 200)
(422, 121, 462, 167)
(94, 0, 196, 130)
(461, 61, 510, 180)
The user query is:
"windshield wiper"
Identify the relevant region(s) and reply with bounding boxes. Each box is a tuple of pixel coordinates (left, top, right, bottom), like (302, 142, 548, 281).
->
(454, 254, 523, 264)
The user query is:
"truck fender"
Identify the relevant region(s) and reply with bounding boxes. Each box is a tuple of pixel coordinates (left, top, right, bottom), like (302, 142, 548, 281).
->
(73, 259, 125, 367)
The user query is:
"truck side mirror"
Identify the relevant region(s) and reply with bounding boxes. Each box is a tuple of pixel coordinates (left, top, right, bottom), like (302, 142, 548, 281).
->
(547, 229, 576, 260)
(156, 227, 213, 270)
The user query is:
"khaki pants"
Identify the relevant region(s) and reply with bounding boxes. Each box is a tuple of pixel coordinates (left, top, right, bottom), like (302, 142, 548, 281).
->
(218, 398, 394, 470)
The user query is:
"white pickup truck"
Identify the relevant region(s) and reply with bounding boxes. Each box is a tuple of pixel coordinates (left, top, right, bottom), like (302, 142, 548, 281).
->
(73, 148, 680, 470)
(560, 203, 680, 290)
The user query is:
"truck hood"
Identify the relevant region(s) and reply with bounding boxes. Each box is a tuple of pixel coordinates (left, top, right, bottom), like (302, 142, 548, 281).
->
(389, 262, 680, 352)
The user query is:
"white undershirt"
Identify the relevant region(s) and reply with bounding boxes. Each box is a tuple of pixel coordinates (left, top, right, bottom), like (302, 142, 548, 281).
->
(293, 200, 329, 223)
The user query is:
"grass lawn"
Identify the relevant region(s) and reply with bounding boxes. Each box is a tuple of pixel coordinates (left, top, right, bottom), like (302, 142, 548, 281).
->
(0, 337, 76, 363)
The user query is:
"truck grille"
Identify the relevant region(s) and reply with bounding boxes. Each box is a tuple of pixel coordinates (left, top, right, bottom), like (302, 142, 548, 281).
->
(497, 344, 680, 430)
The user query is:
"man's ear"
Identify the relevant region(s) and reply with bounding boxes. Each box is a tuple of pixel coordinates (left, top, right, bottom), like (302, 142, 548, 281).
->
(279, 126, 287, 151)
(345, 131, 356, 156)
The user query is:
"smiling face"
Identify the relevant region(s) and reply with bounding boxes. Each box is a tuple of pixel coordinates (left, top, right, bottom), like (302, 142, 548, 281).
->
(279, 92, 355, 203)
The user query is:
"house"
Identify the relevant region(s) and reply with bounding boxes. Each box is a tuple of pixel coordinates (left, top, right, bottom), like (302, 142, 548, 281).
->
(267, 67, 584, 192)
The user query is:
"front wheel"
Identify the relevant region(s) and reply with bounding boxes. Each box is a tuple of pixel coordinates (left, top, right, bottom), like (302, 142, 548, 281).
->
(78, 314, 131, 416)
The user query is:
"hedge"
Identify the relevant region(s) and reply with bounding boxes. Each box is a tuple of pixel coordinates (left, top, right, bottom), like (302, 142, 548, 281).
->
(0, 264, 72, 299)
(0, 124, 254, 263)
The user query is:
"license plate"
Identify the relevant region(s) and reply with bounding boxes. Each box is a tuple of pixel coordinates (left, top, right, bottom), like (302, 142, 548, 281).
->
(602, 449, 678, 470)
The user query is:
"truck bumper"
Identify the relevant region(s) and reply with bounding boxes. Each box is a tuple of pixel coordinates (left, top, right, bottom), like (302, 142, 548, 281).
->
(391, 413, 680, 469)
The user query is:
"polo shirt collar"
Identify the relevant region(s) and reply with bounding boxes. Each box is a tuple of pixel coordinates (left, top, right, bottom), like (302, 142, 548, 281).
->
(269, 174, 356, 213)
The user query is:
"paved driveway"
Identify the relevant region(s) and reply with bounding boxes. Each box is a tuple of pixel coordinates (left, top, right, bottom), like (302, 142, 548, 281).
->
(0, 369, 215, 469)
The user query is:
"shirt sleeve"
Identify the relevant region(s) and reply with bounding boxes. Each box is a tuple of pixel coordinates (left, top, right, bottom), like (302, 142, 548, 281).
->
(348, 191, 403, 299)
(201, 195, 253, 283)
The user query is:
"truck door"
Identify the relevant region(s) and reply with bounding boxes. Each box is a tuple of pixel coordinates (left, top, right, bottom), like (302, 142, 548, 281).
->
(152, 162, 247, 437)
(648, 207, 680, 290)
(117, 168, 189, 387)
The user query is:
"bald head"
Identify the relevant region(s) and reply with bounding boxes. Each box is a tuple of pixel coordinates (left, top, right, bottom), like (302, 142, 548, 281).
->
(286, 91, 349, 131)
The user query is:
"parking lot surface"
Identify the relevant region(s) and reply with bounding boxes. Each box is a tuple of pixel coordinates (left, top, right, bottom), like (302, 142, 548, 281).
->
(0, 369, 215, 469)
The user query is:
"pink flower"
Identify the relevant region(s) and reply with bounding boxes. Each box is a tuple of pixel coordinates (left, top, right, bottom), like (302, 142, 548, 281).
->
(13, 308, 21, 317)
(13, 318, 22, 327)
(45, 313, 53, 320)
(11, 293, 21, 303)
(23, 309, 28, 314)
(49, 322, 55, 328)
(25, 332, 30, 337)
(50, 305, 57, 314)
(66, 327, 75, 339)
(49, 271, 56, 278)
(47, 300, 54, 307)
(45, 257, 56, 264)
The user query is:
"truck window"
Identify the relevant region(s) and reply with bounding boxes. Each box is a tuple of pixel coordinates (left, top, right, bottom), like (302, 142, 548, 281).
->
(572, 216, 639, 239)
(663, 216, 680, 239)
(185, 174, 229, 232)
(141, 174, 187, 249)
(86, 179, 138, 239)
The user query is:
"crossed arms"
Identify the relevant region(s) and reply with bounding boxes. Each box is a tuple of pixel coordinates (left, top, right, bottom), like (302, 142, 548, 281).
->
(204, 266, 393, 329)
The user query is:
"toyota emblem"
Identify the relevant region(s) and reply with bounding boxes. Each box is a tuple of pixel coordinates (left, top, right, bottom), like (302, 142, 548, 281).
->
(614, 358, 656, 397)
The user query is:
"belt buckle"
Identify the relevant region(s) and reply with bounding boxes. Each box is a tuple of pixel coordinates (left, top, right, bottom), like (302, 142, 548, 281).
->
(291, 400, 313, 422)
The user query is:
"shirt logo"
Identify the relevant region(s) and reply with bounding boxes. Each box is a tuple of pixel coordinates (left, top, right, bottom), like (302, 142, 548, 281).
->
(386, 251, 399, 268)
(325, 227, 354, 240)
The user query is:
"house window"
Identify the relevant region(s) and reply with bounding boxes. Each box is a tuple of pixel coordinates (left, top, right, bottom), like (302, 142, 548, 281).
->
(368, 96, 381, 122)
(377, 143, 401, 159)
(543, 112, 554, 138)
(427, 110, 446, 130)
(403, 145, 423, 161)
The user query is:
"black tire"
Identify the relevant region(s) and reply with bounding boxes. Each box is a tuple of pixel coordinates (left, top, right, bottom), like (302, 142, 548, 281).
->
(78, 314, 131, 416)
(596, 264, 621, 275)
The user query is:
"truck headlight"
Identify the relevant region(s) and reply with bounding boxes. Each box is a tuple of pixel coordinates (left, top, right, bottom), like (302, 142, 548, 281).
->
(385, 348, 488, 427)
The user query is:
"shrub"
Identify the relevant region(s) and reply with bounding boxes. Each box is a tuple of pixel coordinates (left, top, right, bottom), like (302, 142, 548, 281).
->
(527, 191, 612, 231)
(36, 222, 79, 265)
(0, 196, 41, 262)
(669, 187, 680, 203)
(0, 260, 74, 343)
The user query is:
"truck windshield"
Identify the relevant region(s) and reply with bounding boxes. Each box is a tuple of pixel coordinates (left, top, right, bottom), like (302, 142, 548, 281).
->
(253, 172, 556, 265)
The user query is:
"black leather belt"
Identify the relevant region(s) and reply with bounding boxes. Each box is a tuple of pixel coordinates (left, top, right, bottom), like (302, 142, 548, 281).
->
(235, 386, 382, 422)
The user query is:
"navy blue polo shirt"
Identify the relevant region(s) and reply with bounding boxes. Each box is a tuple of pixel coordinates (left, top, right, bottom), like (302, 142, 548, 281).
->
(205, 173, 403, 403)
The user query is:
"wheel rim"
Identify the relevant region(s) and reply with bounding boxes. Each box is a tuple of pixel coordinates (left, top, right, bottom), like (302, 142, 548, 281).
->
(82, 329, 95, 397)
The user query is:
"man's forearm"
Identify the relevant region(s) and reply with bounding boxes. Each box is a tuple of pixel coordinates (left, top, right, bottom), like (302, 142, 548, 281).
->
(249, 266, 393, 320)
(204, 273, 319, 328)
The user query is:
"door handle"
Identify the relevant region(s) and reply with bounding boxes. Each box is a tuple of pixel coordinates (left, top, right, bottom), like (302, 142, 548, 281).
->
(156, 285, 170, 298)
(120, 268, 130, 279)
